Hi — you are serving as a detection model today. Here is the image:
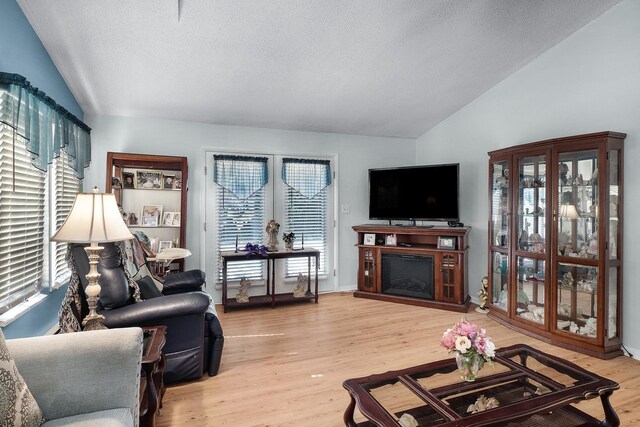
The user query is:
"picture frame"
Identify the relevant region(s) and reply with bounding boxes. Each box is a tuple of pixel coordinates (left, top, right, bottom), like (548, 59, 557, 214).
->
(149, 237, 159, 253)
(172, 212, 181, 226)
(162, 211, 174, 226)
(122, 172, 136, 189)
(385, 234, 397, 246)
(141, 205, 163, 227)
(111, 176, 122, 189)
(127, 212, 139, 226)
(363, 233, 376, 246)
(172, 178, 182, 190)
(163, 174, 175, 189)
(437, 236, 457, 250)
(159, 240, 173, 251)
(136, 171, 162, 189)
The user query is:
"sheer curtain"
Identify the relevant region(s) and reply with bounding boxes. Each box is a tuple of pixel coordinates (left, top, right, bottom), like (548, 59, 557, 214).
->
(0, 73, 91, 179)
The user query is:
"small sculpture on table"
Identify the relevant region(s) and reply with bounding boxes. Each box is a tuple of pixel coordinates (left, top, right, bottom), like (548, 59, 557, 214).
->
(266, 219, 280, 252)
(236, 277, 251, 303)
(476, 276, 489, 314)
(293, 273, 307, 297)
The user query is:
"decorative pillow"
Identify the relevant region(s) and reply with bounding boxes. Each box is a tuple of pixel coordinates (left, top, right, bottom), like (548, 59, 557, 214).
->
(0, 329, 45, 427)
(137, 276, 163, 300)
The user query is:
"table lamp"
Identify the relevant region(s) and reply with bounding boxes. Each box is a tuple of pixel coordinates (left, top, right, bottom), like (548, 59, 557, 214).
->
(51, 187, 134, 330)
(560, 203, 579, 219)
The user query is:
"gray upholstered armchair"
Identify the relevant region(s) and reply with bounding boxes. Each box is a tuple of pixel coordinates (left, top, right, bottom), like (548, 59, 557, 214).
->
(7, 328, 143, 426)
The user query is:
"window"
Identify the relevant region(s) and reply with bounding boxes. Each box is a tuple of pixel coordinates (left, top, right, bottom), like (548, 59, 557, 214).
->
(213, 155, 269, 282)
(50, 153, 81, 287)
(282, 158, 332, 277)
(210, 154, 333, 285)
(0, 123, 46, 312)
(0, 104, 82, 317)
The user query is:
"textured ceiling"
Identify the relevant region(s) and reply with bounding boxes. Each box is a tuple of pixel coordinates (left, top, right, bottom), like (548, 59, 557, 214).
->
(18, 0, 620, 138)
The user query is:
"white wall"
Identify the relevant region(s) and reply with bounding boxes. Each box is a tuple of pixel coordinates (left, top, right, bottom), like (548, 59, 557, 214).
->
(83, 114, 416, 301)
(416, 0, 640, 354)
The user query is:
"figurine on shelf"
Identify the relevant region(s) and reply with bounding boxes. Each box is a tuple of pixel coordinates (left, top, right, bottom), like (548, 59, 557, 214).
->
(496, 284, 508, 307)
(293, 273, 307, 298)
(529, 233, 544, 253)
(476, 276, 489, 314)
(559, 163, 569, 185)
(561, 272, 574, 289)
(265, 219, 280, 252)
(236, 277, 251, 303)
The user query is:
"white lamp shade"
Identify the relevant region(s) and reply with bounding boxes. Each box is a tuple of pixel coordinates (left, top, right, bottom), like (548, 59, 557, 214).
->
(560, 204, 579, 219)
(51, 191, 134, 243)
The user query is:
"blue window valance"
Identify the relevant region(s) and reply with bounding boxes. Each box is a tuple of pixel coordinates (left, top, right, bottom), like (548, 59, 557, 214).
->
(281, 158, 331, 198)
(213, 154, 269, 199)
(0, 72, 91, 179)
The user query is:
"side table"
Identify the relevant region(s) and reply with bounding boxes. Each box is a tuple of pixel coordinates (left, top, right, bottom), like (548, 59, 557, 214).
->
(140, 326, 167, 427)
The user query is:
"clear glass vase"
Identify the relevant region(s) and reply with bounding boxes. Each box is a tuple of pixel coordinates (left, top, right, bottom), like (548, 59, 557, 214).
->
(456, 352, 485, 382)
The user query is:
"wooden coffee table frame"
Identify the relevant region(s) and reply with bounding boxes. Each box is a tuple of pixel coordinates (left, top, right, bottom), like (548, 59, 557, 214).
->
(343, 344, 619, 427)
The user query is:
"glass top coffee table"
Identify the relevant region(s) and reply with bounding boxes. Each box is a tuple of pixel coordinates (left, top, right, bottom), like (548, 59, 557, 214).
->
(343, 344, 619, 426)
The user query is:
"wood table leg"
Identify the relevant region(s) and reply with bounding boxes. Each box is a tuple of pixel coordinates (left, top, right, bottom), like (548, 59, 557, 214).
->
(271, 259, 276, 308)
(222, 259, 228, 313)
(315, 254, 319, 303)
(600, 390, 620, 427)
(343, 395, 358, 427)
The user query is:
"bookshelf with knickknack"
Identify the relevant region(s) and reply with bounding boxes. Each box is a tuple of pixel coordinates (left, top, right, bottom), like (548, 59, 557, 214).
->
(487, 131, 625, 359)
(106, 152, 188, 274)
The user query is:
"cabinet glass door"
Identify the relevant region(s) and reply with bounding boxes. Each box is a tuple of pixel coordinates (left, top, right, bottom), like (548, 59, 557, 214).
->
(556, 262, 598, 339)
(557, 150, 598, 258)
(517, 155, 546, 253)
(516, 257, 545, 324)
(491, 161, 510, 249)
(491, 251, 509, 312)
(609, 149, 621, 260)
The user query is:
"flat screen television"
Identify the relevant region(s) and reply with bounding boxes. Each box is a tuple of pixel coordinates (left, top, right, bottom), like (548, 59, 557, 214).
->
(369, 164, 459, 221)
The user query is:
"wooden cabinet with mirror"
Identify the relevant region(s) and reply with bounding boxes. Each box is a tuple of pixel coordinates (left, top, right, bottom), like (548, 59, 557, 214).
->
(487, 131, 625, 359)
(106, 152, 188, 274)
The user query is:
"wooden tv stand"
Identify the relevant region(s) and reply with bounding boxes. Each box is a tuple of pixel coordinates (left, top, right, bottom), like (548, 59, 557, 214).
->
(353, 224, 470, 312)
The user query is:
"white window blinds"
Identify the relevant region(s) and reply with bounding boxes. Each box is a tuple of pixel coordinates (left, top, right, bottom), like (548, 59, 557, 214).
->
(50, 152, 80, 288)
(214, 155, 268, 282)
(0, 122, 46, 313)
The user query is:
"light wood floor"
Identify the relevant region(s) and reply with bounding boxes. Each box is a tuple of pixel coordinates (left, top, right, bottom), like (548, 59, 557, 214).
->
(156, 292, 640, 426)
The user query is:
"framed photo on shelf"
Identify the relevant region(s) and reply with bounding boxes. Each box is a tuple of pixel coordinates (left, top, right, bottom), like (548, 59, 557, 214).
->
(149, 237, 159, 253)
(437, 236, 456, 250)
(363, 233, 376, 246)
(137, 171, 162, 189)
(172, 178, 182, 190)
(111, 176, 122, 189)
(385, 234, 397, 246)
(162, 212, 174, 226)
(122, 172, 136, 189)
(172, 212, 181, 226)
(141, 205, 163, 227)
(163, 174, 175, 189)
(159, 240, 173, 251)
(126, 212, 139, 226)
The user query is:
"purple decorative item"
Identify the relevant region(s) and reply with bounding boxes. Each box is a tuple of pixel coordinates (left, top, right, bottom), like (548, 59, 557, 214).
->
(244, 242, 268, 257)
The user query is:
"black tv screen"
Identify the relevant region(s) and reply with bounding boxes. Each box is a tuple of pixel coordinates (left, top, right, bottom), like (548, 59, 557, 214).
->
(369, 164, 459, 221)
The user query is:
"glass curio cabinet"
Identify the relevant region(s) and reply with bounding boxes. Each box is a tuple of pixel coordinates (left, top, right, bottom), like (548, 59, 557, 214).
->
(487, 132, 624, 359)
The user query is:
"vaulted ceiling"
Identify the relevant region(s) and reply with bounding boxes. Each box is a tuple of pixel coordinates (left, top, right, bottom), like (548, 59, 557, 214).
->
(18, 0, 620, 138)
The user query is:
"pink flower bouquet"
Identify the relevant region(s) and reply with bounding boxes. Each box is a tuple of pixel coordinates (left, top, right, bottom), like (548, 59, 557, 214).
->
(440, 319, 495, 361)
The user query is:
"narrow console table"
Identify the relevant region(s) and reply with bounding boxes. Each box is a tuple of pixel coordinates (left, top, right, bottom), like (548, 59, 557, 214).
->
(343, 343, 619, 426)
(353, 225, 470, 312)
(221, 248, 320, 312)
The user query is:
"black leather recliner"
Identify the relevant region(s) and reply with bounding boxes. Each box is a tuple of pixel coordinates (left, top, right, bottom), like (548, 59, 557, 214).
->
(69, 243, 224, 383)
